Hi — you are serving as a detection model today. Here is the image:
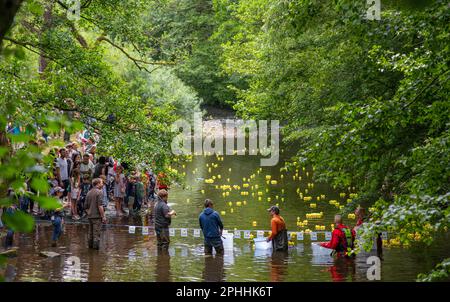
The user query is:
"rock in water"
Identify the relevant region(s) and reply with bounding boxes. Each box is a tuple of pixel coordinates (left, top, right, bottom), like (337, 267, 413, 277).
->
(0, 248, 18, 257)
(39, 251, 61, 258)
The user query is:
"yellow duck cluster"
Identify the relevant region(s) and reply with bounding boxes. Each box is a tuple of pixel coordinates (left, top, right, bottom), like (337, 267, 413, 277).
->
(306, 212, 323, 219)
(315, 225, 326, 231)
(175, 154, 363, 236)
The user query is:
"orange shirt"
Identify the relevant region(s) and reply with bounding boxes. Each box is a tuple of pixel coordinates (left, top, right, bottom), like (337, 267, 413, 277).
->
(268, 214, 286, 240)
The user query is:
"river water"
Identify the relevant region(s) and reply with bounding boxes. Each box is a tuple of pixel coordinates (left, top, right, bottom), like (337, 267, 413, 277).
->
(3, 149, 449, 282)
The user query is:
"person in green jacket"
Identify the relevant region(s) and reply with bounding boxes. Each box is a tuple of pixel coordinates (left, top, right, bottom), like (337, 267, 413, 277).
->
(133, 176, 145, 214)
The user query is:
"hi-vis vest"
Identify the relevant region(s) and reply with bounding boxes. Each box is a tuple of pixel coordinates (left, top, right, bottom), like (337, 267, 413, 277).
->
(337, 227, 354, 255)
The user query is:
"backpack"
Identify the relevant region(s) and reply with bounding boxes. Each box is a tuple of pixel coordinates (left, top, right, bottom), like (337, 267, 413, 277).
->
(337, 226, 354, 256)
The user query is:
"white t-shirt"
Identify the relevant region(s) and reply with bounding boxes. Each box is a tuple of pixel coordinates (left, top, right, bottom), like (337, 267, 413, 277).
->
(56, 158, 69, 181)
(80, 161, 95, 177)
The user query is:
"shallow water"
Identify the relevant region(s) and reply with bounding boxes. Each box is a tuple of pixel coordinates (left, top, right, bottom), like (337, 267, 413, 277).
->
(3, 151, 450, 281)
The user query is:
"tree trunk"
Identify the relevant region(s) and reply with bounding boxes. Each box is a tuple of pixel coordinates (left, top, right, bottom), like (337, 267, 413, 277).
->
(0, 0, 23, 45)
(39, 2, 54, 74)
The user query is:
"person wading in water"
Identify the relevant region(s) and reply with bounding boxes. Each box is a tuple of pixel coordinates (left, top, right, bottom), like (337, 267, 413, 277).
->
(266, 205, 288, 251)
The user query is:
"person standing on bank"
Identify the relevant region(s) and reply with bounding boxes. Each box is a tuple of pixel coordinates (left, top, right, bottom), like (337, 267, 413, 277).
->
(55, 148, 71, 198)
(266, 206, 288, 252)
(154, 189, 176, 249)
(84, 178, 107, 250)
(199, 199, 224, 255)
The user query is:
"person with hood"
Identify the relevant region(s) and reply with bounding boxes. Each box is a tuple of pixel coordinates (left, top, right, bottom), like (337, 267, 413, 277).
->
(199, 199, 224, 255)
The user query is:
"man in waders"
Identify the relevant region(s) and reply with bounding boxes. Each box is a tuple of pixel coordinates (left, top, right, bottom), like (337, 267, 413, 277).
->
(85, 178, 106, 250)
(154, 189, 176, 250)
(266, 206, 288, 251)
(199, 199, 224, 255)
(320, 214, 356, 257)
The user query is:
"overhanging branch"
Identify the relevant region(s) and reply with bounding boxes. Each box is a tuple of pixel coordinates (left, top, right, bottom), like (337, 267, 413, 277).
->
(95, 36, 175, 66)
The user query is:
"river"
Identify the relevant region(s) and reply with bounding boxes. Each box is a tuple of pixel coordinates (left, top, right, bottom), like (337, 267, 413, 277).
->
(3, 144, 449, 282)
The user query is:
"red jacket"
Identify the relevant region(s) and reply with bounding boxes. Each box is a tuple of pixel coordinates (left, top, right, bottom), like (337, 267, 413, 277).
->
(320, 224, 356, 252)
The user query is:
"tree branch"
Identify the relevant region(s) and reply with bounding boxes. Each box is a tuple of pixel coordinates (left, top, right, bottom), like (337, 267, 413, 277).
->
(3, 36, 102, 89)
(67, 21, 88, 48)
(20, 20, 40, 35)
(0, 0, 23, 44)
(403, 68, 450, 108)
(95, 36, 175, 66)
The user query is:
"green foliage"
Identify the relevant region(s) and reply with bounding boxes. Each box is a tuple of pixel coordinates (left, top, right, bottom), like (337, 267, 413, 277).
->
(213, 0, 450, 277)
(1, 0, 204, 237)
(417, 258, 450, 282)
(2, 210, 34, 232)
(144, 0, 245, 107)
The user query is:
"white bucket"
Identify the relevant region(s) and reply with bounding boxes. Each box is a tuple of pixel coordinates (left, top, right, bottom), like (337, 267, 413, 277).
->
(311, 242, 332, 256)
(254, 237, 273, 250)
(222, 231, 234, 250)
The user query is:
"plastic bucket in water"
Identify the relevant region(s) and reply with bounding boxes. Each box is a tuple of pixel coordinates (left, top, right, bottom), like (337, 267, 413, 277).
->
(311, 242, 332, 256)
(222, 231, 234, 250)
(254, 237, 272, 250)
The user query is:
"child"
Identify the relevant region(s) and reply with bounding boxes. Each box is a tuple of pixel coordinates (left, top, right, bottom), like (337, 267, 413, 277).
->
(51, 187, 70, 247)
(100, 175, 109, 210)
(3, 190, 17, 249)
(78, 174, 92, 218)
(70, 168, 81, 220)
(133, 176, 145, 214)
(114, 165, 126, 217)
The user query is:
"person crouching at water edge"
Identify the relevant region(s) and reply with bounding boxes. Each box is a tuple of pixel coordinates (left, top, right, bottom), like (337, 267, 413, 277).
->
(84, 178, 107, 250)
(154, 190, 176, 249)
(266, 206, 288, 251)
(199, 199, 224, 256)
(320, 214, 356, 257)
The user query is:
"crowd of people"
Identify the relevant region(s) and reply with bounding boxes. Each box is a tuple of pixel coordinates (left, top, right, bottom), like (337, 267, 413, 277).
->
(0, 130, 169, 249)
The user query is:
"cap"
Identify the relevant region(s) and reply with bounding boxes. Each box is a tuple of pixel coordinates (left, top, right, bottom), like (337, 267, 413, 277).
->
(267, 205, 280, 214)
(54, 186, 64, 193)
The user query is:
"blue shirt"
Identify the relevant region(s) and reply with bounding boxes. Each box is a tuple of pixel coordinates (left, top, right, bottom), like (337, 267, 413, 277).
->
(199, 208, 224, 239)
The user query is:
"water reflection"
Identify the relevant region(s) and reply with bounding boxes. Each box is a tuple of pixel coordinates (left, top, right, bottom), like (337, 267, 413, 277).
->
(203, 255, 225, 282)
(327, 257, 356, 282)
(270, 251, 289, 282)
(156, 249, 171, 282)
(3, 223, 449, 281)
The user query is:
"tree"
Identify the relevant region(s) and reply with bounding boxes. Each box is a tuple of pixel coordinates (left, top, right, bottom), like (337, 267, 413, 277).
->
(0, 0, 197, 267)
(216, 0, 450, 278)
